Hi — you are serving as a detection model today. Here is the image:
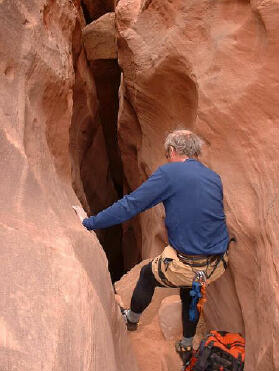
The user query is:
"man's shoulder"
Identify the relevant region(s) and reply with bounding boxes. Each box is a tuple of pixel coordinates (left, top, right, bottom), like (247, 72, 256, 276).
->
(158, 162, 194, 181)
(197, 161, 220, 174)
(159, 162, 184, 174)
(159, 160, 221, 181)
(194, 162, 222, 184)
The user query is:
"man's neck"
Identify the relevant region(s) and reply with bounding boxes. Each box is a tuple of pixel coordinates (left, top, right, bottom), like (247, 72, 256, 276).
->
(174, 155, 189, 162)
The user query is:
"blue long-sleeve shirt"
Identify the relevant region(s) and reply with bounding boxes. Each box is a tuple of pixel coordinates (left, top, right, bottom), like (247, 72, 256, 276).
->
(83, 159, 229, 255)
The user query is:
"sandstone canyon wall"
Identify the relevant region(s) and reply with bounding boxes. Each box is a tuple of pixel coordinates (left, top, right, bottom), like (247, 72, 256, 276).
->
(115, 0, 279, 371)
(0, 1, 136, 370)
(0, 0, 278, 371)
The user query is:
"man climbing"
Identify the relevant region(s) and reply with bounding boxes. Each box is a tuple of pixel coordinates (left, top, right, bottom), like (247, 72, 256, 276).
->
(82, 129, 230, 365)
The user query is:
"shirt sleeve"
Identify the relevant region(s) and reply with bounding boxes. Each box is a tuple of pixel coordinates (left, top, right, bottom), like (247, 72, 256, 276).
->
(82, 167, 171, 230)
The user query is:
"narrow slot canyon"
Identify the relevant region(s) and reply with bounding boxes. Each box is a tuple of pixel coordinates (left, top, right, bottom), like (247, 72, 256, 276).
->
(70, 6, 140, 282)
(80, 59, 126, 283)
(0, 1, 277, 371)
(66, 2, 278, 370)
(69, 2, 278, 370)
(84, 58, 125, 282)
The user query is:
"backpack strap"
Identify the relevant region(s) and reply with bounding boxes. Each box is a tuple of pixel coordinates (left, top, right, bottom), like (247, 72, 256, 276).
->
(232, 353, 244, 371)
(193, 341, 214, 371)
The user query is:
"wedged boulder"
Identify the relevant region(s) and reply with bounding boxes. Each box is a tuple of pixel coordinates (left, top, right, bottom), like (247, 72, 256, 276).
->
(159, 295, 182, 341)
(82, 12, 117, 60)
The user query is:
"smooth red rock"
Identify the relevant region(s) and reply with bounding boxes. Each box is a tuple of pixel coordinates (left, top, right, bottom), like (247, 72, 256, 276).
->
(116, 1, 279, 370)
(0, 1, 136, 370)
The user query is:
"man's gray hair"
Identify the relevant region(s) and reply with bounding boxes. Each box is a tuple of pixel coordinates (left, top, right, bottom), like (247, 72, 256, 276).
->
(164, 130, 204, 158)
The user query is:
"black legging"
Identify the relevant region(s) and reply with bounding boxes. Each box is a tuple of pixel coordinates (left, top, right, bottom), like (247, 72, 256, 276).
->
(130, 262, 199, 338)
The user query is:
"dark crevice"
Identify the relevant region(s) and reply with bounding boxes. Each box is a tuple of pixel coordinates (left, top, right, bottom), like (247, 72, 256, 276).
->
(142, 0, 152, 11)
(90, 59, 123, 199)
(78, 114, 124, 282)
(70, 25, 124, 282)
(80, 2, 92, 25)
(81, 0, 115, 24)
(70, 13, 138, 282)
(86, 59, 124, 282)
(97, 227, 124, 282)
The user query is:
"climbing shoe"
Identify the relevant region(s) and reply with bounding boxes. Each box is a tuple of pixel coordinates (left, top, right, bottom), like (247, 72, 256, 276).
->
(121, 308, 139, 331)
(175, 340, 193, 366)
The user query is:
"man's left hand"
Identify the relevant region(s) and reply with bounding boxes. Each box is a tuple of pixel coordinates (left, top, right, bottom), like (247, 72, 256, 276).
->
(82, 218, 93, 230)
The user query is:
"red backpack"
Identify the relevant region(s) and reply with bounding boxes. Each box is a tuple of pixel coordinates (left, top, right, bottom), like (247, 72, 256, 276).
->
(185, 331, 245, 371)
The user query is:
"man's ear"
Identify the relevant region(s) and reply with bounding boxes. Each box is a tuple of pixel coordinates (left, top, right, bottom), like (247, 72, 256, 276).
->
(169, 146, 175, 156)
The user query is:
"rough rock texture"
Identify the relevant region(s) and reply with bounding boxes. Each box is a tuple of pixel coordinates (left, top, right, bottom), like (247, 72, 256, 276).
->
(83, 13, 117, 61)
(0, 1, 136, 370)
(115, 1, 279, 370)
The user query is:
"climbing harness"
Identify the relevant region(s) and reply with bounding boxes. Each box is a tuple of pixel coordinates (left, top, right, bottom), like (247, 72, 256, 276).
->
(157, 257, 177, 287)
(188, 238, 236, 322)
(154, 238, 236, 290)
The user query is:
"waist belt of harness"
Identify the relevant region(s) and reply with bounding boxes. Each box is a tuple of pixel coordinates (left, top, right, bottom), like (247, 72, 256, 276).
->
(177, 238, 236, 268)
(177, 253, 220, 267)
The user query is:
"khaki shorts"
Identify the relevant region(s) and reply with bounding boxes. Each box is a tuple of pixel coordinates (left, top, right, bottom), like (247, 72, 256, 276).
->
(152, 245, 228, 287)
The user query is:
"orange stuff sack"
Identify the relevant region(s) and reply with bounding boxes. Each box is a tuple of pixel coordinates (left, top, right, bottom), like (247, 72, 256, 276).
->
(184, 331, 245, 371)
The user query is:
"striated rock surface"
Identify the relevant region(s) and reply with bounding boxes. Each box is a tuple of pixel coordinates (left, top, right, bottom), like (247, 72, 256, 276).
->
(116, 1, 279, 370)
(0, 1, 136, 370)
